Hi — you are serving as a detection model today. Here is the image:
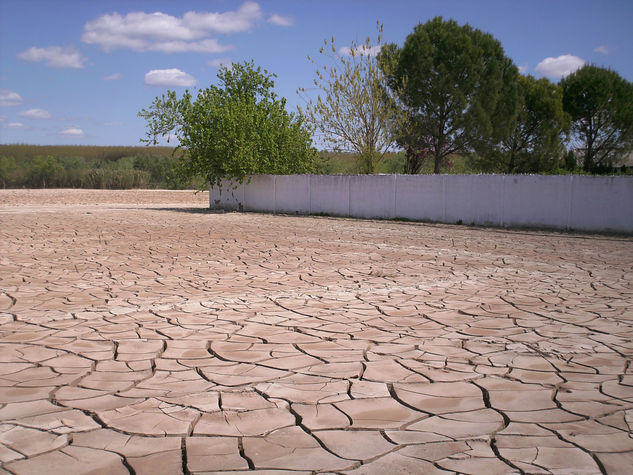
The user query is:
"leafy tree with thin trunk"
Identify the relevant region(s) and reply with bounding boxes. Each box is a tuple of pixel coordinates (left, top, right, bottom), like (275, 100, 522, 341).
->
(475, 75, 569, 173)
(0, 156, 17, 188)
(561, 65, 633, 172)
(139, 61, 317, 188)
(379, 17, 520, 174)
(299, 23, 402, 174)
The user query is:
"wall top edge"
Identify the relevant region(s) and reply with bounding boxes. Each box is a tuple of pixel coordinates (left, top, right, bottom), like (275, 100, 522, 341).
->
(220, 173, 633, 179)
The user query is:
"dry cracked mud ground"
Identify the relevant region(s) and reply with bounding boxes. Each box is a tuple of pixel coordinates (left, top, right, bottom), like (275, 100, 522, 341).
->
(1, 188, 632, 474)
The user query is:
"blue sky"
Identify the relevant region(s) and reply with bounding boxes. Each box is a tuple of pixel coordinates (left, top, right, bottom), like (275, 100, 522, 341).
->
(1, 0, 632, 147)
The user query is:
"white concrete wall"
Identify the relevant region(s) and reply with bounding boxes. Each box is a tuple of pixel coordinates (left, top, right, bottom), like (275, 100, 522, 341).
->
(310, 175, 350, 216)
(209, 179, 244, 211)
(394, 175, 445, 222)
(275, 175, 310, 214)
(350, 175, 395, 219)
(210, 174, 633, 233)
(243, 175, 275, 212)
(444, 175, 505, 226)
(569, 176, 633, 231)
(501, 175, 570, 228)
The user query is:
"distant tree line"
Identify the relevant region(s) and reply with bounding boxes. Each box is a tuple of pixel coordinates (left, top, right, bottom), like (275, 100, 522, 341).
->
(0, 145, 199, 189)
(0, 144, 393, 189)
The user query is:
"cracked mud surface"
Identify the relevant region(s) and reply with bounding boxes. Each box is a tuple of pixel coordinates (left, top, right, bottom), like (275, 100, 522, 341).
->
(1, 188, 632, 474)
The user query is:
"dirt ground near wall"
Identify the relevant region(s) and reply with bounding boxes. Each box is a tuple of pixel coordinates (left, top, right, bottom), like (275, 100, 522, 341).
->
(0, 188, 210, 207)
(1, 189, 632, 474)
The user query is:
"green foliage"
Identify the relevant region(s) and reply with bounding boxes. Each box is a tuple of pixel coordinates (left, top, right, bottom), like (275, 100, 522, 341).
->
(315, 152, 357, 174)
(132, 154, 189, 189)
(299, 22, 402, 174)
(317, 151, 405, 174)
(317, 150, 479, 175)
(561, 65, 633, 172)
(0, 145, 187, 189)
(83, 169, 151, 189)
(375, 152, 406, 174)
(379, 17, 520, 173)
(0, 144, 175, 163)
(0, 156, 17, 188)
(26, 156, 65, 188)
(474, 75, 570, 173)
(99, 155, 135, 170)
(139, 61, 317, 188)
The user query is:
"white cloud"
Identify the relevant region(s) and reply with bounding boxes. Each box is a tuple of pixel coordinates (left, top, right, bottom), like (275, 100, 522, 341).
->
(82, 2, 261, 53)
(594, 45, 611, 55)
(518, 64, 528, 74)
(146, 39, 230, 54)
(104, 121, 123, 126)
(268, 14, 293, 26)
(20, 108, 52, 119)
(535, 54, 585, 79)
(0, 89, 24, 107)
(60, 127, 85, 136)
(144, 68, 196, 87)
(104, 73, 123, 81)
(339, 44, 382, 57)
(0, 115, 5, 122)
(183, 2, 262, 34)
(208, 57, 232, 69)
(17, 46, 86, 68)
(6, 122, 26, 129)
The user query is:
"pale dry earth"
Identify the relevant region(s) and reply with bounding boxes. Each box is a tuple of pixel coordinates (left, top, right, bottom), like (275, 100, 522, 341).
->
(1, 189, 632, 474)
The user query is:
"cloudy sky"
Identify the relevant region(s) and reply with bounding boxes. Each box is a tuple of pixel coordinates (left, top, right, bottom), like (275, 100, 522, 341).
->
(1, 0, 632, 146)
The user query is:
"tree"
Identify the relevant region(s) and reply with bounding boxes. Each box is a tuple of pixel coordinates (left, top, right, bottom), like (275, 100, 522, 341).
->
(564, 149, 577, 171)
(561, 65, 633, 172)
(26, 156, 65, 188)
(379, 17, 520, 173)
(139, 61, 317, 188)
(0, 156, 17, 188)
(475, 75, 569, 173)
(299, 23, 401, 174)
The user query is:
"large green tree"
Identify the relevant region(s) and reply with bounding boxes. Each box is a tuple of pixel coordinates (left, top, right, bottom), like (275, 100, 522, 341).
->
(299, 23, 401, 173)
(139, 61, 317, 188)
(379, 17, 520, 173)
(561, 65, 633, 172)
(476, 75, 569, 173)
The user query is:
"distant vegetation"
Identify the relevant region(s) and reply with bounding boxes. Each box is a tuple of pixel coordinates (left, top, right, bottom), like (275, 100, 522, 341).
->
(318, 151, 480, 175)
(0, 144, 202, 189)
(2, 144, 630, 190)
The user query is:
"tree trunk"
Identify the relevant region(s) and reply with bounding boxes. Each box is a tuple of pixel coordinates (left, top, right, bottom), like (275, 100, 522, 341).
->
(433, 149, 442, 174)
(508, 149, 516, 174)
(584, 125, 594, 172)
